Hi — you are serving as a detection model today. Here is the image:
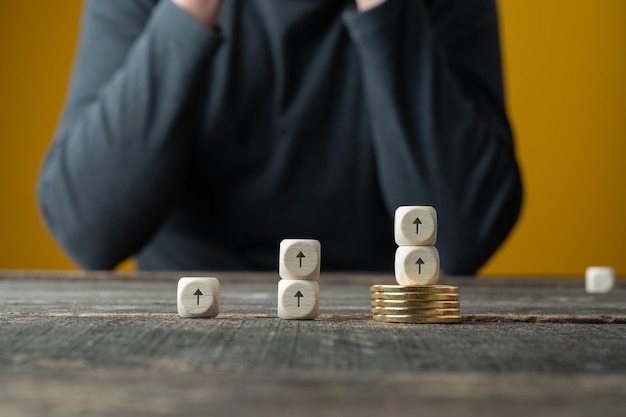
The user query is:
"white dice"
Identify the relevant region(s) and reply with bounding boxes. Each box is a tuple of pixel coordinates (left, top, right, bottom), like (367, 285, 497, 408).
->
(395, 205, 437, 246)
(585, 267, 615, 293)
(278, 239, 321, 319)
(395, 246, 440, 285)
(279, 239, 321, 280)
(394, 206, 441, 286)
(177, 277, 220, 318)
(277, 280, 320, 320)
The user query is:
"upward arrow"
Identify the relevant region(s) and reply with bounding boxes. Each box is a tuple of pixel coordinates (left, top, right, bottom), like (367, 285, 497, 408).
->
(416, 258, 425, 274)
(194, 288, 203, 305)
(294, 290, 304, 307)
(413, 217, 422, 234)
(296, 251, 306, 268)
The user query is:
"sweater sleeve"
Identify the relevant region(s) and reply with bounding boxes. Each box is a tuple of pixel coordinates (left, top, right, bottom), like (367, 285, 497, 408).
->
(343, 0, 523, 274)
(37, 0, 222, 269)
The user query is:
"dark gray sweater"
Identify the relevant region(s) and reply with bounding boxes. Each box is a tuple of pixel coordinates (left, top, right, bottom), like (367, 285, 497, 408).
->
(38, 0, 523, 273)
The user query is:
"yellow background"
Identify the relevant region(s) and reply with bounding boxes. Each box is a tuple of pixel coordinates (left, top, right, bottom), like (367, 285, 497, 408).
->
(0, 1, 624, 276)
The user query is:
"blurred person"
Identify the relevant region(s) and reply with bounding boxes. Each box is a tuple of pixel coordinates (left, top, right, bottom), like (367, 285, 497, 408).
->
(37, 0, 523, 273)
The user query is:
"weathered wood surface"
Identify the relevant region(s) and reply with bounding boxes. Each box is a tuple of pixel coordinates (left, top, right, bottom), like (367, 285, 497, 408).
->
(1, 271, 625, 417)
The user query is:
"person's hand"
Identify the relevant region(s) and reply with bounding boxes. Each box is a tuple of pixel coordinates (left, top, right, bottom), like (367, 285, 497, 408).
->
(172, 0, 222, 30)
(355, 0, 386, 12)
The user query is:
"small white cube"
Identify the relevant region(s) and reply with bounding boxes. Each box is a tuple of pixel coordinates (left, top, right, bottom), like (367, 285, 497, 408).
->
(585, 267, 615, 293)
(279, 239, 321, 280)
(177, 277, 220, 318)
(394, 206, 437, 246)
(277, 279, 319, 320)
(394, 246, 440, 286)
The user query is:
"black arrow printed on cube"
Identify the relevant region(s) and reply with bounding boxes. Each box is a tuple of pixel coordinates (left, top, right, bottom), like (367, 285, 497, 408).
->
(294, 290, 304, 307)
(296, 251, 305, 268)
(413, 217, 422, 234)
(416, 258, 425, 274)
(194, 289, 203, 305)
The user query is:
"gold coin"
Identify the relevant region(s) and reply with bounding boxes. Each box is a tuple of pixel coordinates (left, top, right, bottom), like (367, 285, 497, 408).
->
(372, 307, 460, 316)
(373, 314, 462, 324)
(371, 285, 458, 294)
(371, 292, 459, 301)
(371, 300, 460, 309)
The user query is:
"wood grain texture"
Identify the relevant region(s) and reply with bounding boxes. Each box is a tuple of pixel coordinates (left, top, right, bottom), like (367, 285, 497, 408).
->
(2, 369, 625, 417)
(1, 272, 625, 416)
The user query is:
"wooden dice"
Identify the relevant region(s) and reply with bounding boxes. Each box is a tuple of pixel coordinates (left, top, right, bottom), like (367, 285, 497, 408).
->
(395, 246, 440, 285)
(278, 239, 320, 319)
(394, 206, 440, 285)
(585, 266, 615, 293)
(177, 277, 220, 318)
(279, 239, 321, 280)
(277, 280, 320, 320)
(394, 205, 437, 246)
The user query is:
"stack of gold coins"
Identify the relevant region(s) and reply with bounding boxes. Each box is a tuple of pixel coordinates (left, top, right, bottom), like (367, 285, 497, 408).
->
(371, 284, 461, 323)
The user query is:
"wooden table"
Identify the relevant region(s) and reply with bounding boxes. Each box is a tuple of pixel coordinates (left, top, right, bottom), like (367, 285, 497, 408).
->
(1, 271, 625, 417)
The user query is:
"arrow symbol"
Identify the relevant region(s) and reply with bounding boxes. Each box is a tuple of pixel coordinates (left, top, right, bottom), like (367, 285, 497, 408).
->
(296, 251, 305, 268)
(194, 288, 203, 305)
(416, 258, 425, 274)
(294, 290, 304, 307)
(413, 217, 422, 234)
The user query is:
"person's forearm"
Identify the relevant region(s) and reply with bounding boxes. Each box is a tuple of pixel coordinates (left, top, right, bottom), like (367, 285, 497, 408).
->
(38, 0, 222, 269)
(172, 0, 222, 30)
(344, 0, 522, 273)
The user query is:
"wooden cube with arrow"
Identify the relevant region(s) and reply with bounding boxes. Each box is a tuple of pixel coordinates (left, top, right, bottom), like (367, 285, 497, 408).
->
(279, 239, 321, 280)
(277, 279, 319, 320)
(177, 277, 220, 318)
